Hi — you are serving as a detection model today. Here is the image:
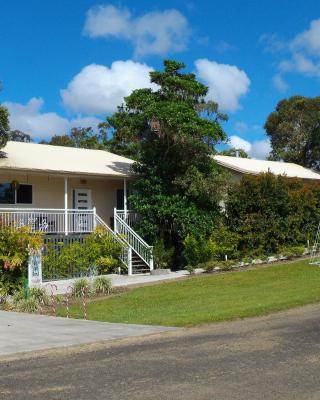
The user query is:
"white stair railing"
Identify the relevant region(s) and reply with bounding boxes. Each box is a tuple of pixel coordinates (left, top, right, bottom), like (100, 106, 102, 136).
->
(310, 221, 320, 264)
(95, 214, 132, 273)
(114, 208, 153, 271)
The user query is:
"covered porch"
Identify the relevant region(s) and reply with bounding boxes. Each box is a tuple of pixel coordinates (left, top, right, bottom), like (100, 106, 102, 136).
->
(0, 173, 131, 234)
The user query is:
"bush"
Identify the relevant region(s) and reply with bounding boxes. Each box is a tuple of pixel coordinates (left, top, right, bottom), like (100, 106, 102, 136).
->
(183, 235, 215, 267)
(198, 260, 236, 272)
(28, 287, 50, 306)
(72, 278, 91, 298)
(43, 228, 124, 279)
(225, 173, 320, 256)
(93, 276, 112, 294)
(15, 297, 40, 313)
(280, 245, 305, 259)
(153, 240, 174, 269)
(0, 227, 43, 294)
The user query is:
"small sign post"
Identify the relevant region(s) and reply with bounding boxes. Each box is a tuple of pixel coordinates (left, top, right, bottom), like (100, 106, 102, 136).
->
(28, 250, 42, 288)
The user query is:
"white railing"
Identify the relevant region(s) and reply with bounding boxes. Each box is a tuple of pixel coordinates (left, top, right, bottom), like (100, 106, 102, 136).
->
(0, 208, 96, 234)
(115, 210, 140, 227)
(95, 213, 132, 272)
(114, 208, 153, 271)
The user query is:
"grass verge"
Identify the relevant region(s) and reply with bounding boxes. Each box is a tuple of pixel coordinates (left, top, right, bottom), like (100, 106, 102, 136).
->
(58, 259, 320, 326)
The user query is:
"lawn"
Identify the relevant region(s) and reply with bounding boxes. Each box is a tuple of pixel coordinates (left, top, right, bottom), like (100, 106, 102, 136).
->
(60, 259, 320, 326)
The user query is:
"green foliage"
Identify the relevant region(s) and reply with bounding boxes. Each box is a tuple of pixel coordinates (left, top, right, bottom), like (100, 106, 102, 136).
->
(41, 126, 109, 150)
(28, 287, 50, 306)
(0, 105, 9, 149)
(0, 227, 43, 294)
(153, 240, 174, 269)
(183, 235, 215, 267)
(219, 148, 249, 158)
(225, 173, 320, 256)
(209, 224, 239, 260)
(43, 228, 123, 279)
(15, 296, 40, 313)
(93, 276, 113, 294)
(265, 96, 320, 170)
(72, 278, 91, 298)
(107, 60, 229, 267)
(199, 259, 236, 272)
(280, 245, 305, 259)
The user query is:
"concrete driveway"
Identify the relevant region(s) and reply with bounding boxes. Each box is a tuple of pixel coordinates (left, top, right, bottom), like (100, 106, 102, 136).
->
(0, 311, 177, 356)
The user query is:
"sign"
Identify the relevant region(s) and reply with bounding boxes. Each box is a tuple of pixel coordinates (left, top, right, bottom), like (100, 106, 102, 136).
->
(28, 250, 42, 287)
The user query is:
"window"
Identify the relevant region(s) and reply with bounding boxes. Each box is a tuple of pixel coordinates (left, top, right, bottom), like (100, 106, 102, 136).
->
(17, 184, 32, 204)
(0, 183, 32, 204)
(0, 183, 14, 204)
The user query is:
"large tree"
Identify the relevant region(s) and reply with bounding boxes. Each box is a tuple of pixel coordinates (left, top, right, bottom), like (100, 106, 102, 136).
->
(107, 60, 229, 264)
(41, 127, 108, 149)
(265, 96, 320, 170)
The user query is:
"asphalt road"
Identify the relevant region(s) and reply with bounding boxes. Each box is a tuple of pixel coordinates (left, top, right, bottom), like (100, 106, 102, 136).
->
(1, 304, 320, 400)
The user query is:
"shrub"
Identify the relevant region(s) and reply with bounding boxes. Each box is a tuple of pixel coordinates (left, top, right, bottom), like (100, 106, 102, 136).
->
(93, 276, 113, 294)
(28, 287, 50, 306)
(198, 260, 236, 272)
(0, 227, 43, 294)
(43, 228, 124, 279)
(280, 245, 305, 259)
(153, 240, 174, 269)
(72, 278, 91, 298)
(15, 297, 40, 313)
(225, 173, 320, 256)
(183, 235, 215, 267)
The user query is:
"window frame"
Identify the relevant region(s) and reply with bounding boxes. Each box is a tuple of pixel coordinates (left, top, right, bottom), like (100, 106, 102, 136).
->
(0, 182, 33, 205)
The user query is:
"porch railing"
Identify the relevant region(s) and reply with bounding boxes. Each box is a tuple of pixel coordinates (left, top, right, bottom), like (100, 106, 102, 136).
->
(0, 208, 96, 234)
(115, 210, 140, 227)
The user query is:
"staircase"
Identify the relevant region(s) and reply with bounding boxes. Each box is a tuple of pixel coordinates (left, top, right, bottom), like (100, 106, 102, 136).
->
(114, 208, 154, 275)
(132, 250, 150, 274)
(95, 210, 153, 275)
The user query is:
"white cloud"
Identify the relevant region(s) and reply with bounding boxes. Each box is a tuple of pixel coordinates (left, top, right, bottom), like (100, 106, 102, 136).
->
(266, 19, 320, 80)
(194, 59, 250, 112)
(229, 135, 271, 159)
(83, 5, 189, 57)
(291, 18, 320, 56)
(4, 97, 102, 139)
(61, 61, 155, 115)
(250, 139, 272, 159)
(272, 73, 289, 92)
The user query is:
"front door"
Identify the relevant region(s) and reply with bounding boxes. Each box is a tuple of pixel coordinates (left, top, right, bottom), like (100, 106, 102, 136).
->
(73, 189, 92, 232)
(74, 189, 92, 210)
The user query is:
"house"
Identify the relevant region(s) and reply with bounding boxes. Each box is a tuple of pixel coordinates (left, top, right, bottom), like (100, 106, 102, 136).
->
(0, 141, 153, 275)
(213, 155, 320, 182)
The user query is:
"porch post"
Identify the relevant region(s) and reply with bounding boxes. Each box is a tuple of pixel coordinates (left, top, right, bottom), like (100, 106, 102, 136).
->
(64, 176, 68, 235)
(123, 178, 127, 219)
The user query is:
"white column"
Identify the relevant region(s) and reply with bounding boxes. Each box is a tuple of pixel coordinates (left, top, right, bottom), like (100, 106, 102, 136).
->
(93, 206, 97, 230)
(123, 178, 127, 219)
(128, 247, 132, 276)
(64, 176, 68, 235)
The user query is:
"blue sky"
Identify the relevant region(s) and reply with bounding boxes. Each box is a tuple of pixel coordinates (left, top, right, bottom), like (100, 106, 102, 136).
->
(1, 0, 320, 158)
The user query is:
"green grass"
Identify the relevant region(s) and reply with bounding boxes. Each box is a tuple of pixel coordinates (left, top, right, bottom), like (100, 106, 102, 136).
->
(59, 259, 320, 326)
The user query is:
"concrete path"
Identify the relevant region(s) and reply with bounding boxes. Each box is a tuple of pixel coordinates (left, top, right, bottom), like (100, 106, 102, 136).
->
(0, 311, 177, 356)
(43, 270, 192, 295)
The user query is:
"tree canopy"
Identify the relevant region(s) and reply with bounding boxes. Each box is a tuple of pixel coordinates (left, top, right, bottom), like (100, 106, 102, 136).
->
(107, 60, 229, 264)
(265, 95, 320, 170)
(41, 127, 108, 149)
(219, 148, 249, 158)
